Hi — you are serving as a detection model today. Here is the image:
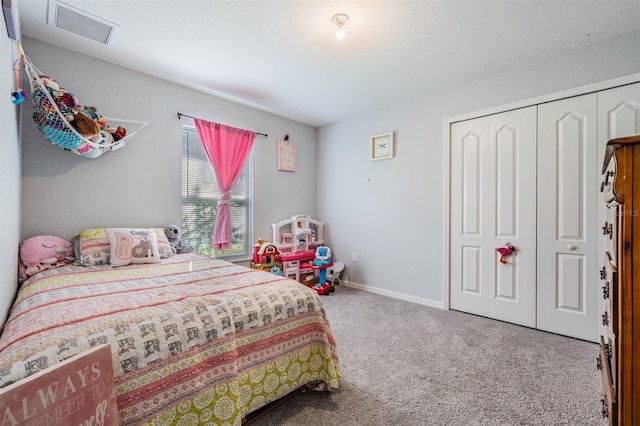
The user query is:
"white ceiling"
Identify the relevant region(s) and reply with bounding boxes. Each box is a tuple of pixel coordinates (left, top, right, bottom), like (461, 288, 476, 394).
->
(16, 0, 640, 127)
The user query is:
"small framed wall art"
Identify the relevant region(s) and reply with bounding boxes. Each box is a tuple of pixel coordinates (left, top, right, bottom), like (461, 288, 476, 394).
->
(277, 139, 296, 172)
(370, 131, 394, 160)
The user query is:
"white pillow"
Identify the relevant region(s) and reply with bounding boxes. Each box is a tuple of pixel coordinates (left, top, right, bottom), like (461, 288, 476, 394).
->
(106, 228, 161, 267)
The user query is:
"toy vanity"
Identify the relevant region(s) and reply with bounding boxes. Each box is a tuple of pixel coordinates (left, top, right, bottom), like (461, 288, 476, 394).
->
(271, 215, 325, 283)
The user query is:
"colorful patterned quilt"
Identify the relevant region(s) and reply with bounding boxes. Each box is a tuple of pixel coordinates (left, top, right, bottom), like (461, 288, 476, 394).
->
(0, 253, 341, 425)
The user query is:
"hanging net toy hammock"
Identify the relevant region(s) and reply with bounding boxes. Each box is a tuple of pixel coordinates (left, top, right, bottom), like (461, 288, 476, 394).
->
(20, 47, 148, 159)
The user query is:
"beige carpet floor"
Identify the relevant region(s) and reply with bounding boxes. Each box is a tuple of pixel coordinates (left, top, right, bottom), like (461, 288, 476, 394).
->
(249, 285, 607, 426)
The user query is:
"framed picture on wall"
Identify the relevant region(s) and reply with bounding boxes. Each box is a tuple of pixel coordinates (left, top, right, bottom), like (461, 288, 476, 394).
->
(370, 131, 394, 160)
(277, 139, 296, 172)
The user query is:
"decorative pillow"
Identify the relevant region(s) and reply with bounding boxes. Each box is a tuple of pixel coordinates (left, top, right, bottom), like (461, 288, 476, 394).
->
(106, 228, 161, 267)
(77, 227, 172, 266)
(77, 228, 111, 266)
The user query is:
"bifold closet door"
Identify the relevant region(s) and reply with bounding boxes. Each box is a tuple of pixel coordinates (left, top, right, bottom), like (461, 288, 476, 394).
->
(537, 93, 597, 341)
(596, 83, 640, 340)
(450, 106, 537, 327)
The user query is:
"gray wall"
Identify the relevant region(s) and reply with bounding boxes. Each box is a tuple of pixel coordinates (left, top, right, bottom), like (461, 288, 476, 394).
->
(0, 8, 22, 325)
(20, 37, 318, 246)
(9, 29, 640, 326)
(316, 31, 640, 306)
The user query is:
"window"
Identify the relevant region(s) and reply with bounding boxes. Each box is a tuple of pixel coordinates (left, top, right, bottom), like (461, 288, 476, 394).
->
(181, 126, 252, 260)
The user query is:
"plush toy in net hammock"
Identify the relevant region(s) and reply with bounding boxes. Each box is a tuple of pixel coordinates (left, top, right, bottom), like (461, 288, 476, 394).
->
(21, 48, 147, 159)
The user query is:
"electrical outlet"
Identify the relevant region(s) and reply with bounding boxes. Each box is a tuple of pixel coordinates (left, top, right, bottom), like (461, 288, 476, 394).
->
(351, 252, 357, 262)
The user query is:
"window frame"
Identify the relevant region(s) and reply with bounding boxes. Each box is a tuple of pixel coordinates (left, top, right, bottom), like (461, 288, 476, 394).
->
(181, 125, 253, 262)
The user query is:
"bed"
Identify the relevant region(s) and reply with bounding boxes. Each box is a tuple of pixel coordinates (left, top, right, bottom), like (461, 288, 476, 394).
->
(0, 250, 341, 425)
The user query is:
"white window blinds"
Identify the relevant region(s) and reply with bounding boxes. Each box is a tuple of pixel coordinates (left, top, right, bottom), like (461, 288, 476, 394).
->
(181, 126, 252, 259)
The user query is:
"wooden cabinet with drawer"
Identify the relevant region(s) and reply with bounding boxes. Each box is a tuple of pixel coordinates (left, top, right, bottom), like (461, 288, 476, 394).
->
(597, 135, 640, 425)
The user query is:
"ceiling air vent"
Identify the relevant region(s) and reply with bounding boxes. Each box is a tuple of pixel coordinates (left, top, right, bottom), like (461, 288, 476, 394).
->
(48, 0, 118, 44)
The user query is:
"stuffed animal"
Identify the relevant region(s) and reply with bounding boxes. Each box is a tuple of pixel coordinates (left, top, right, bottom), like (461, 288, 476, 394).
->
(18, 235, 75, 283)
(20, 235, 74, 266)
(111, 126, 127, 141)
(39, 75, 79, 109)
(39, 75, 61, 92)
(71, 111, 100, 137)
(164, 225, 193, 254)
(37, 74, 108, 140)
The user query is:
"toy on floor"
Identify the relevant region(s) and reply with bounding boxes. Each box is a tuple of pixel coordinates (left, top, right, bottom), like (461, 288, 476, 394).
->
(312, 246, 334, 295)
(253, 240, 280, 264)
(271, 215, 325, 254)
(250, 239, 283, 273)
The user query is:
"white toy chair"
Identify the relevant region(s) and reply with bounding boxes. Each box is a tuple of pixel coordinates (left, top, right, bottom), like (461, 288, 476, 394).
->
(326, 262, 345, 286)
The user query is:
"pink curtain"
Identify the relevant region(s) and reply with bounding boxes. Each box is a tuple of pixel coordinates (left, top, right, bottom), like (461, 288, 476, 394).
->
(194, 118, 255, 250)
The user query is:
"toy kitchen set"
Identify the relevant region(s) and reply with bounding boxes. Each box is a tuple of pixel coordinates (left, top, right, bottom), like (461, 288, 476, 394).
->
(251, 215, 326, 286)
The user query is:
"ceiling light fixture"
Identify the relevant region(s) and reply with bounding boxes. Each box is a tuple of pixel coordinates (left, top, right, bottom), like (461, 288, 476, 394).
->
(331, 13, 349, 40)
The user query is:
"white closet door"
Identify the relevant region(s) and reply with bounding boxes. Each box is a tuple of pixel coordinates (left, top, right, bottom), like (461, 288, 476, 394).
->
(487, 108, 537, 327)
(451, 116, 489, 317)
(450, 106, 537, 327)
(596, 82, 640, 340)
(537, 93, 598, 341)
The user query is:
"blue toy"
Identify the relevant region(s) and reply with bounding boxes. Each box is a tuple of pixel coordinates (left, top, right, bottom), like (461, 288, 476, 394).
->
(270, 265, 283, 276)
(312, 246, 334, 295)
(314, 246, 331, 266)
(11, 90, 25, 105)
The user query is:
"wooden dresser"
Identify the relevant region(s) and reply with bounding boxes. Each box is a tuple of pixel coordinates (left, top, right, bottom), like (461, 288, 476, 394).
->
(598, 135, 640, 425)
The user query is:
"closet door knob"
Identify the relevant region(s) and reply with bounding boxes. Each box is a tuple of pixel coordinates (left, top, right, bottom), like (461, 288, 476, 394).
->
(567, 245, 577, 251)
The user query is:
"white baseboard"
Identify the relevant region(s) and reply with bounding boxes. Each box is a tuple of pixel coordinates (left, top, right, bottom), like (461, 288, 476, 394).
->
(341, 280, 445, 310)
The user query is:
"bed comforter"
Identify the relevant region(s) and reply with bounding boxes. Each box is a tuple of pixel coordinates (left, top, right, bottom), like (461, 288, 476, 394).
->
(0, 253, 341, 425)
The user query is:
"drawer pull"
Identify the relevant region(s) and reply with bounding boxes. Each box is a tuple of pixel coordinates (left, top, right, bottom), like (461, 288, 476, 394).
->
(596, 355, 602, 371)
(600, 267, 607, 280)
(602, 311, 609, 326)
(601, 171, 615, 193)
(602, 282, 610, 299)
(601, 397, 608, 418)
(602, 222, 613, 238)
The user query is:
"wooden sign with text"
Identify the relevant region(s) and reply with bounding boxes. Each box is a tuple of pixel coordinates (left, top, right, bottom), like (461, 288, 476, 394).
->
(0, 344, 118, 426)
